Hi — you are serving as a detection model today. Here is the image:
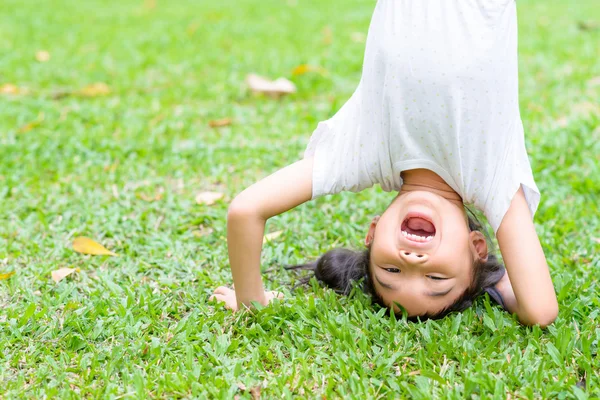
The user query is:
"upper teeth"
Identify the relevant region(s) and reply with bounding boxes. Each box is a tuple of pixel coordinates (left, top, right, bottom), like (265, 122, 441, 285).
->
(402, 230, 434, 242)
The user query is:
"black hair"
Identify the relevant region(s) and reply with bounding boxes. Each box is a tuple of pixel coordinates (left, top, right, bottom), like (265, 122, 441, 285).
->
(286, 214, 506, 321)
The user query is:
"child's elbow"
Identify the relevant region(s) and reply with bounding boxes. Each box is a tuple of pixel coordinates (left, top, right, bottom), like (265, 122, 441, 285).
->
(522, 303, 559, 328)
(228, 198, 254, 220)
(227, 195, 262, 221)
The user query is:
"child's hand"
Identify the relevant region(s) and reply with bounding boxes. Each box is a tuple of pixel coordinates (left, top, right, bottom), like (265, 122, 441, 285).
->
(210, 286, 283, 311)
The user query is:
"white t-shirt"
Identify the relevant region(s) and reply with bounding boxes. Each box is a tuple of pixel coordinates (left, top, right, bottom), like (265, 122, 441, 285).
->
(305, 0, 540, 233)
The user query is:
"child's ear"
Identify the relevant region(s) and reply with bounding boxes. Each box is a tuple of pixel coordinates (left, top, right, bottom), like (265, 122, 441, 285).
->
(364, 216, 380, 247)
(469, 231, 488, 262)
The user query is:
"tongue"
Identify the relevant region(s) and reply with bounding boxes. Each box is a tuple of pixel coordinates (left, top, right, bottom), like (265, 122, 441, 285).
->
(407, 218, 435, 234)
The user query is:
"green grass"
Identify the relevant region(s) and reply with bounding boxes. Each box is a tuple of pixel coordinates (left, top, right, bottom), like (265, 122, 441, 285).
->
(1, 0, 599, 398)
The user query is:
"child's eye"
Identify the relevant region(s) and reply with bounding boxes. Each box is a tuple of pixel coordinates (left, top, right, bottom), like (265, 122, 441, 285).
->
(385, 268, 400, 273)
(427, 275, 448, 280)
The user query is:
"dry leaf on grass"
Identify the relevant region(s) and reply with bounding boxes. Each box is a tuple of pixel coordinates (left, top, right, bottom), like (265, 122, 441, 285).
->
(136, 187, 164, 202)
(208, 117, 233, 128)
(578, 20, 600, 31)
(73, 237, 118, 256)
(246, 74, 296, 98)
(52, 83, 111, 99)
(138, 193, 160, 202)
(322, 26, 333, 45)
(51, 267, 79, 283)
(137, 193, 163, 202)
(291, 64, 327, 76)
(593, 238, 600, 244)
(195, 191, 224, 205)
(0, 271, 15, 281)
(78, 82, 111, 97)
(263, 230, 283, 244)
(249, 386, 261, 400)
(18, 113, 45, 134)
(144, 0, 156, 10)
(36, 50, 50, 62)
(1, 83, 24, 95)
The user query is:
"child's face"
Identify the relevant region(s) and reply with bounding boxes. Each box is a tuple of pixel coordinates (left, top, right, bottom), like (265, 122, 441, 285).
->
(366, 191, 488, 317)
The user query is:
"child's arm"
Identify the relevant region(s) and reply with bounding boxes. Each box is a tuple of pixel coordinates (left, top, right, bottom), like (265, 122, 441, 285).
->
(496, 187, 558, 327)
(219, 158, 314, 310)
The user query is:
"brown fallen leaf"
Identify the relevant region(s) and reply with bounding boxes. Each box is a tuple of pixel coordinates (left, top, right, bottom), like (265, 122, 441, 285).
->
(137, 193, 163, 202)
(249, 386, 261, 400)
(322, 26, 333, 45)
(36, 50, 51, 62)
(208, 117, 233, 128)
(18, 113, 44, 134)
(136, 187, 164, 202)
(0, 83, 22, 95)
(77, 82, 111, 97)
(291, 64, 328, 77)
(72, 237, 118, 256)
(51, 267, 80, 283)
(0, 271, 15, 281)
(593, 238, 600, 244)
(52, 90, 73, 100)
(408, 370, 421, 376)
(263, 230, 283, 244)
(246, 74, 296, 98)
(578, 20, 600, 31)
(144, 0, 156, 10)
(195, 191, 224, 205)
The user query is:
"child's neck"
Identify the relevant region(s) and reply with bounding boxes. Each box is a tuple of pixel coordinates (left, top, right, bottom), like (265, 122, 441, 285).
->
(399, 169, 463, 208)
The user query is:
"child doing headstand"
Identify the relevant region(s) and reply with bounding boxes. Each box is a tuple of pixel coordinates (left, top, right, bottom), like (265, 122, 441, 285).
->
(212, 0, 558, 325)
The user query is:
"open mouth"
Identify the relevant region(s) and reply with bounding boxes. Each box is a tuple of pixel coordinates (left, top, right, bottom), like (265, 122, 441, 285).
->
(401, 215, 436, 243)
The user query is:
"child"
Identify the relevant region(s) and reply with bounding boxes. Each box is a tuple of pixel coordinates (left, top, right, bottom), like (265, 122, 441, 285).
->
(211, 0, 558, 326)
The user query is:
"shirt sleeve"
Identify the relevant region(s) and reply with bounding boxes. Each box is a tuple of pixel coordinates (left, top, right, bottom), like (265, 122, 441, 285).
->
(304, 83, 398, 199)
(483, 119, 541, 233)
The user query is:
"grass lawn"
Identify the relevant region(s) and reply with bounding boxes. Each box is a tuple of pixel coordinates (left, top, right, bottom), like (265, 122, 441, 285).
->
(1, 0, 599, 398)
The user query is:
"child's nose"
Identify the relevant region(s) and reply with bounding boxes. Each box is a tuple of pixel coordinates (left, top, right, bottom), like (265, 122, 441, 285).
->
(399, 250, 429, 265)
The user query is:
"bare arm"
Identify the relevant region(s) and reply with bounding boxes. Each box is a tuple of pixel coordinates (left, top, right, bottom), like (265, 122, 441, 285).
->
(224, 158, 314, 309)
(496, 187, 558, 327)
